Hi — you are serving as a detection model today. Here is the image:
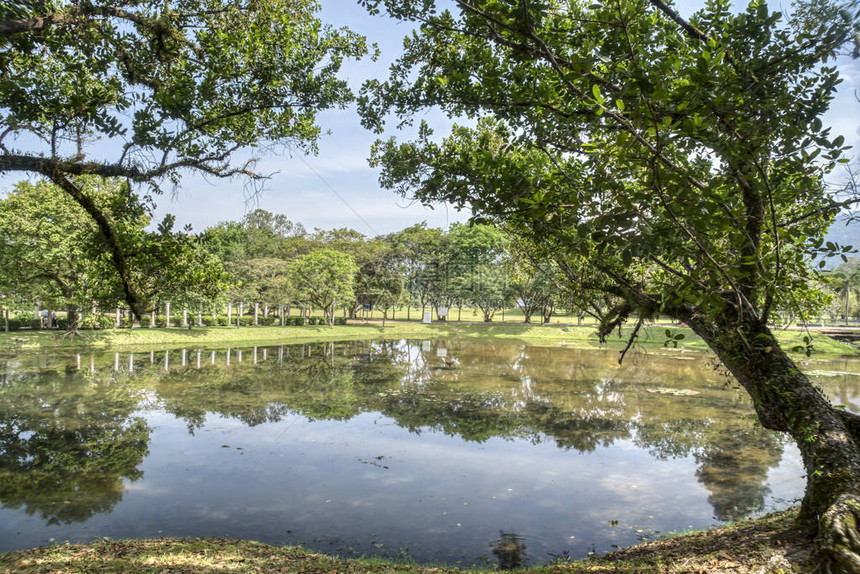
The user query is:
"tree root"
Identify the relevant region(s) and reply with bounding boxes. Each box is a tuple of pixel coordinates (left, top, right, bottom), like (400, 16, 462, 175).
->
(811, 494, 860, 573)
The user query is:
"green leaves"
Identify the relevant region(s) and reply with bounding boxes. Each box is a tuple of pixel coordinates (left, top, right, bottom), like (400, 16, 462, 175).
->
(364, 0, 855, 333)
(663, 330, 686, 349)
(1, 1, 368, 313)
(289, 249, 358, 324)
(791, 335, 814, 357)
(1, 0, 368, 187)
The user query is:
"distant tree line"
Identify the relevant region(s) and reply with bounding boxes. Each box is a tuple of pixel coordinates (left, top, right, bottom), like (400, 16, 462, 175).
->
(1, 179, 856, 333)
(0, 180, 572, 331)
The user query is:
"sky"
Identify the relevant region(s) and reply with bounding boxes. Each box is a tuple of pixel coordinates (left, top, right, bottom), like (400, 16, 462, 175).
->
(2, 1, 859, 238)
(149, 1, 468, 237)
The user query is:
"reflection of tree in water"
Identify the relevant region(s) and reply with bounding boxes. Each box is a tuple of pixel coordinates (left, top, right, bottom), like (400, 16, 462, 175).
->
(10, 340, 843, 528)
(150, 341, 409, 431)
(694, 426, 785, 521)
(0, 364, 149, 524)
(142, 339, 791, 522)
(380, 341, 793, 521)
(624, 362, 788, 521)
(490, 531, 527, 570)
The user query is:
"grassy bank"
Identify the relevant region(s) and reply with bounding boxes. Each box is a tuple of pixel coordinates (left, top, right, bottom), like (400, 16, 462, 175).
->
(1, 320, 857, 358)
(0, 509, 812, 573)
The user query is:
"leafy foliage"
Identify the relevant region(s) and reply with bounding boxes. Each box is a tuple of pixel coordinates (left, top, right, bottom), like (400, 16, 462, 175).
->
(0, 0, 367, 314)
(360, 0, 860, 566)
(289, 249, 358, 325)
(0, 178, 228, 325)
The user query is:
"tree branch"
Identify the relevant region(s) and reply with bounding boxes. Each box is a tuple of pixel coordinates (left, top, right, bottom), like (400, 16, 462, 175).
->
(0, 152, 266, 183)
(46, 172, 146, 317)
(618, 315, 644, 365)
(646, 0, 754, 82)
(1, 4, 189, 46)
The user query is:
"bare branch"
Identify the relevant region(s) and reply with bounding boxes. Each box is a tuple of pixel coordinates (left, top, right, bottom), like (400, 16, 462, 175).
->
(618, 315, 644, 365)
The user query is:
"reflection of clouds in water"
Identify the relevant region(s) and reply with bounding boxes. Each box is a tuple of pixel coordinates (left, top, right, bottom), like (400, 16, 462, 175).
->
(4, 340, 858, 566)
(123, 483, 170, 496)
(596, 473, 655, 502)
(190, 505, 230, 522)
(762, 445, 806, 505)
(363, 475, 416, 487)
(346, 498, 378, 509)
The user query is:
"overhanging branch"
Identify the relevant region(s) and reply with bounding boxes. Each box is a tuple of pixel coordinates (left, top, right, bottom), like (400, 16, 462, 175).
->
(0, 152, 266, 183)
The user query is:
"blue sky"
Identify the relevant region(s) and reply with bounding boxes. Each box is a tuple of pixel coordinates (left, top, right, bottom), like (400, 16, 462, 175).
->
(148, 0, 860, 237)
(3, 1, 859, 237)
(149, 1, 467, 237)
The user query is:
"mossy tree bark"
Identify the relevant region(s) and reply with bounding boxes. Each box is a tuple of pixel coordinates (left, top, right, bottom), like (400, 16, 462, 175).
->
(681, 310, 860, 572)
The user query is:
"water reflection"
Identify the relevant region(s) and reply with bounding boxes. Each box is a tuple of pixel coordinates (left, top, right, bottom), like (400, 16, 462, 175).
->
(0, 363, 149, 525)
(491, 531, 527, 570)
(0, 340, 858, 567)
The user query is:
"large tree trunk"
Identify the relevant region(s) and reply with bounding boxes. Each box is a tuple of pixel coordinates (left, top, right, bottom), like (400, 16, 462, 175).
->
(682, 312, 860, 571)
(65, 304, 80, 336)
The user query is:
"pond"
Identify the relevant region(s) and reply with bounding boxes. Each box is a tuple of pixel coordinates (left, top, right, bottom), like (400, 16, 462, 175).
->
(1, 339, 859, 568)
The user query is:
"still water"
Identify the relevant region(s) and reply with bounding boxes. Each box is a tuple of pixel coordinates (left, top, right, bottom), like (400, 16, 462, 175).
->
(1, 339, 858, 567)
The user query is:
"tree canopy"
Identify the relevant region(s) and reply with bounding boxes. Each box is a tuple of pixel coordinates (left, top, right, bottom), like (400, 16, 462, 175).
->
(0, 0, 367, 314)
(0, 177, 227, 331)
(289, 249, 358, 325)
(361, 0, 860, 567)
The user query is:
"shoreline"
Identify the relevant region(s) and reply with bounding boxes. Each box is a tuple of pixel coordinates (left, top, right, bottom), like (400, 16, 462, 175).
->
(1, 321, 858, 358)
(0, 323, 851, 573)
(0, 509, 813, 573)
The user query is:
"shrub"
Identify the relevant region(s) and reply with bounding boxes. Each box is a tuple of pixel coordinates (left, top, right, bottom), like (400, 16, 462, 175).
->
(79, 315, 114, 330)
(138, 315, 168, 328)
(333, 317, 347, 326)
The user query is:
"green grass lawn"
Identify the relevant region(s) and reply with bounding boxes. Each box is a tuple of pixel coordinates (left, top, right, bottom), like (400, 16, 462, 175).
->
(1, 319, 856, 359)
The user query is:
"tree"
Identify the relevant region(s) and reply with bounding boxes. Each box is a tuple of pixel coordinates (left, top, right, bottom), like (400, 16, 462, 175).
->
(387, 223, 449, 318)
(142, 223, 231, 325)
(201, 210, 307, 263)
(464, 263, 511, 322)
(0, 177, 224, 332)
(353, 247, 405, 324)
(362, 0, 860, 567)
(507, 253, 561, 324)
(307, 229, 393, 318)
(289, 249, 358, 326)
(226, 257, 294, 322)
(828, 258, 860, 324)
(0, 0, 367, 315)
(0, 178, 112, 332)
(448, 223, 509, 321)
